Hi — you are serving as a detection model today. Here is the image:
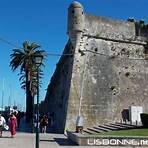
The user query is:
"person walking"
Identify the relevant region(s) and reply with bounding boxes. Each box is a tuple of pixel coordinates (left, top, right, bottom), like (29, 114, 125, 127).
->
(9, 113, 17, 138)
(16, 111, 21, 129)
(0, 113, 6, 137)
(40, 115, 48, 133)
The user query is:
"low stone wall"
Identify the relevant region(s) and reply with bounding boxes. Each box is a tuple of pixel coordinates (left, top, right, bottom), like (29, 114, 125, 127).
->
(67, 131, 148, 146)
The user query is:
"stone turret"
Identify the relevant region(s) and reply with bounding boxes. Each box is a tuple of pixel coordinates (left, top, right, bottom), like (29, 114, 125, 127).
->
(67, 1, 85, 47)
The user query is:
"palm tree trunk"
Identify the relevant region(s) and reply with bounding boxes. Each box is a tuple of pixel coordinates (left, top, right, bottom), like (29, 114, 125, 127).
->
(25, 71, 33, 123)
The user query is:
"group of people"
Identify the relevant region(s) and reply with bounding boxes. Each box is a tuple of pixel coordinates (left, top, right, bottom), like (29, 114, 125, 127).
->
(0, 111, 53, 137)
(0, 113, 17, 138)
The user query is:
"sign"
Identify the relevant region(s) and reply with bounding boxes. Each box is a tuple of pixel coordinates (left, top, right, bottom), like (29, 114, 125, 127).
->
(129, 106, 143, 125)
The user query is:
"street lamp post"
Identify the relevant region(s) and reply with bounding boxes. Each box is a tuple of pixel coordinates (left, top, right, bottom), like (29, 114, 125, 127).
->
(34, 55, 43, 148)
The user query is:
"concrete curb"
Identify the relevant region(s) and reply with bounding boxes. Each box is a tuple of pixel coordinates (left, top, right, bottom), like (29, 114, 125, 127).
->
(67, 131, 148, 147)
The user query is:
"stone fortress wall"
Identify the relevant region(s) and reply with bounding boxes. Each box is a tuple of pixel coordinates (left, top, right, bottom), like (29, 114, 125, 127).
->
(42, 1, 148, 133)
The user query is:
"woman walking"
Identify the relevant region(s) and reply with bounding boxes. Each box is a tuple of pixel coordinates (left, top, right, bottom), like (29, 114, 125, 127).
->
(9, 113, 17, 138)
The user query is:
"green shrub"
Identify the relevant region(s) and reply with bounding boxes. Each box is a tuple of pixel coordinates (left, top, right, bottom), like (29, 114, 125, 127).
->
(140, 113, 148, 127)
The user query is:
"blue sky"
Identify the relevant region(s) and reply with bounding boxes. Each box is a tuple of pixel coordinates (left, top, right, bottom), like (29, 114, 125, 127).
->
(0, 0, 148, 111)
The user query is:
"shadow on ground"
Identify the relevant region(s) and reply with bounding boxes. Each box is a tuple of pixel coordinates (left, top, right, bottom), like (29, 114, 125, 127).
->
(39, 138, 77, 146)
(54, 138, 78, 146)
(40, 139, 55, 142)
(0, 136, 12, 138)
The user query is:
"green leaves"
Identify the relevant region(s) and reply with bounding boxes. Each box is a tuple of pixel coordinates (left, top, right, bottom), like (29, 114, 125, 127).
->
(10, 41, 46, 96)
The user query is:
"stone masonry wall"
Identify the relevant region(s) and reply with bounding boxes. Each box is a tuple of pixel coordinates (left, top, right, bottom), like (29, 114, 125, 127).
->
(43, 1, 148, 133)
(43, 41, 75, 133)
(85, 14, 136, 41)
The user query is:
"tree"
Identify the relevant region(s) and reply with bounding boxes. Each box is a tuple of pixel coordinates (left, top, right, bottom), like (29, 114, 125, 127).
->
(10, 41, 46, 122)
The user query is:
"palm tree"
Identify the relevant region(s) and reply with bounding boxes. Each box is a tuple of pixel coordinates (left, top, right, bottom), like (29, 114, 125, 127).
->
(10, 41, 46, 122)
(19, 65, 43, 96)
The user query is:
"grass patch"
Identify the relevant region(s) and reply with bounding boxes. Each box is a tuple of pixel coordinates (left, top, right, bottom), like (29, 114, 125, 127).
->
(98, 128, 148, 136)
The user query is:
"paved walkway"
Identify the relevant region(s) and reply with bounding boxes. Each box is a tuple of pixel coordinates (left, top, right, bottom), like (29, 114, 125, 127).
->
(0, 118, 146, 148)
(0, 131, 147, 148)
(0, 131, 78, 148)
(1, 117, 76, 148)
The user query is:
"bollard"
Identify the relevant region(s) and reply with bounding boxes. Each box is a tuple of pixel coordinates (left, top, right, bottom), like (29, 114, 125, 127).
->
(76, 116, 83, 134)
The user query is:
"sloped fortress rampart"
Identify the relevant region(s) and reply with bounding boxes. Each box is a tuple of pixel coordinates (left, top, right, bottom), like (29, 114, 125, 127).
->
(43, 1, 148, 133)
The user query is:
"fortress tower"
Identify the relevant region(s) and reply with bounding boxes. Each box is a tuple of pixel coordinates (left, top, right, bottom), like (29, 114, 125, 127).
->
(43, 1, 148, 133)
(67, 1, 85, 49)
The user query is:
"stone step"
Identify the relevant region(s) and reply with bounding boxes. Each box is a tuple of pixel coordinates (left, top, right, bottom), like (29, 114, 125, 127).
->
(83, 122, 141, 135)
(93, 126, 111, 133)
(83, 129, 96, 134)
(116, 122, 137, 126)
(99, 124, 120, 130)
(95, 126, 111, 132)
(87, 127, 101, 134)
(112, 124, 134, 129)
(103, 124, 129, 130)
(113, 123, 137, 128)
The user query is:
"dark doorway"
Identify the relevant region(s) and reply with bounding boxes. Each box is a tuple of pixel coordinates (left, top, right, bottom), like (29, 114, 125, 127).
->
(121, 109, 129, 122)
